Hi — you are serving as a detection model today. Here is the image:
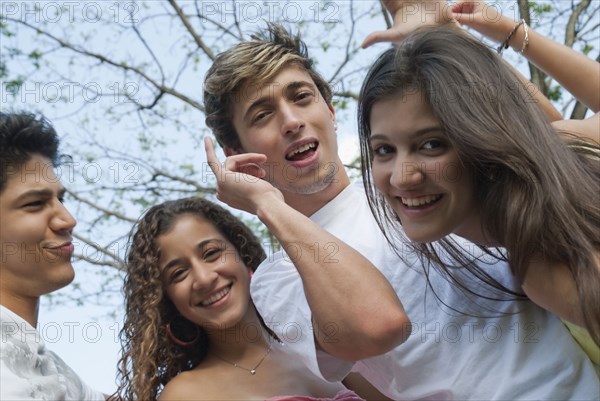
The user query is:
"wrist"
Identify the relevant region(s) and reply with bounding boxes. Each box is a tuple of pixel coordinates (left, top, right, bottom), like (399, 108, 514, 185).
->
(497, 19, 530, 55)
(496, 16, 521, 43)
(255, 192, 287, 225)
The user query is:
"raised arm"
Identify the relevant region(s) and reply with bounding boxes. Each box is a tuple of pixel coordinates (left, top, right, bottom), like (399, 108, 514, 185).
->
(363, 0, 562, 121)
(452, 1, 600, 113)
(204, 138, 410, 361)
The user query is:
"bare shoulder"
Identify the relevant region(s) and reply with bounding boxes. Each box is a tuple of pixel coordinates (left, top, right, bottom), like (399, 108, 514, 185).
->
(158, 369, 222, 401)
(553, 113, 600, 144)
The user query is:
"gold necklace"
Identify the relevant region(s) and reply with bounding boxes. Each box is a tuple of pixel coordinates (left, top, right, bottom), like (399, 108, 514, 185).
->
(214, 340, 281, 375)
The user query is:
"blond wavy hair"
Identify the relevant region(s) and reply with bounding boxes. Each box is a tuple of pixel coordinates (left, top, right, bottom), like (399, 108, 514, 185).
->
(204, 23, 333, 150)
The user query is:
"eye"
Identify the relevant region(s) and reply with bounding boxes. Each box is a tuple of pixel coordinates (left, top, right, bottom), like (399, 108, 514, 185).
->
(295, 91, 313, 102)
(372, 144, 395, 157)
(421, 139, 444, 150)
(23, 200, 45, 209)
(203, 247, 223, 261)
(169, 266, 188, 283)
(252, 110, 270, 123)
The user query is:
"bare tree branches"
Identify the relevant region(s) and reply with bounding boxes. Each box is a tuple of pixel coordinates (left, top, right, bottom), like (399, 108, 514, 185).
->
(168, 0, 216, 61)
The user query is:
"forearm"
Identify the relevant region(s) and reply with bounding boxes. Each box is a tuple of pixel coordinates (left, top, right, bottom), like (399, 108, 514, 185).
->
(506, 20, 600, 113)
(457, 7, 600, 112)
(256, 196, 409, 360)
(504, 60, 562, 122)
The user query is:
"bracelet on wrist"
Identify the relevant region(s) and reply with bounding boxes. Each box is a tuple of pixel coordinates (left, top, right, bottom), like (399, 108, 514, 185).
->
(497, 19, 527, 55)
(517, 21, 529, 54)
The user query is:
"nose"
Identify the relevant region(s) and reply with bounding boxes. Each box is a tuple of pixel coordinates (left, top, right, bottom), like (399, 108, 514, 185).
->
(389, 156, 425, 189)
(50, 200, 77, 234)
(280, 103, 304, 136)
(190, 261, 218, 291)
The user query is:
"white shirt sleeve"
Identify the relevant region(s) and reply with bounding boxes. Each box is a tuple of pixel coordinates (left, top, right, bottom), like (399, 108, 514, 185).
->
(1, 306, 105, 401)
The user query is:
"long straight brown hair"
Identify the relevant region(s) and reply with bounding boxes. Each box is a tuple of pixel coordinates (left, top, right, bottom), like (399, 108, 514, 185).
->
(358, 26, 600, 345)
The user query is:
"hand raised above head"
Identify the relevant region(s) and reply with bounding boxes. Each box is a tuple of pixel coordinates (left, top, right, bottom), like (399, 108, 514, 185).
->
(203, 137, 284, 215)
(451, 1, 511, 44)
(362, 0, 455, 48)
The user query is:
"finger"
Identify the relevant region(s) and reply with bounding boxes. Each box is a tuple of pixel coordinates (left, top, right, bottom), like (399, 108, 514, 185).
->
(450, 2, 465, 13)
(451, 1, 477, 13)
(204, 136, 222, 176)
(238, 163, 267, 178)
(361, 30, 403, 49)
(224, 153, 267, 172)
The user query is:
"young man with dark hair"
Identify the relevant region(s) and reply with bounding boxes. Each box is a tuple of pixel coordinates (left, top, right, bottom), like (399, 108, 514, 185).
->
(0, 112, 105, 400)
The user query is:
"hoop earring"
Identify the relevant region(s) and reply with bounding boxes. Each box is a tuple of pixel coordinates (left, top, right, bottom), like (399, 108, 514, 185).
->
(166, 316, 200, 347)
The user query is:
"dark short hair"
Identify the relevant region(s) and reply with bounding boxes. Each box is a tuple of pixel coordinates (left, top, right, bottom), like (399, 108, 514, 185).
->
(0, 112, 60, 192)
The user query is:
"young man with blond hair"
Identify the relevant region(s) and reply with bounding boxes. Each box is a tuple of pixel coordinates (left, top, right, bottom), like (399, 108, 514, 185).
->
(202, 2, 599, 398)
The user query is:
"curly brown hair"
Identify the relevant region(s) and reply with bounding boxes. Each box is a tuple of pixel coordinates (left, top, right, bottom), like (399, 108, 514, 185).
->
(113, 197, 266, 401)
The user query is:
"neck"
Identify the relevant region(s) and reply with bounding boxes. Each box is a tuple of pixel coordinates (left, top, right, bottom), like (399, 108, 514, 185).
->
(282, 161, 350, 216)
(207, 305, 273, 362)
(453, 208, 502, 247)
(0, 289, 40, 327)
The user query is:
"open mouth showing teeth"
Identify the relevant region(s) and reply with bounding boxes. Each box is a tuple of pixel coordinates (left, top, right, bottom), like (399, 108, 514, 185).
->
(200, 285, 231, 307)
(401, 194, 442, 208)
(286, 142, 318, 161)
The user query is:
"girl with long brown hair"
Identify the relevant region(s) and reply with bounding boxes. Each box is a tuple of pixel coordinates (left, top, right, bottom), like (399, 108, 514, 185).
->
(358, 5, 599, 367)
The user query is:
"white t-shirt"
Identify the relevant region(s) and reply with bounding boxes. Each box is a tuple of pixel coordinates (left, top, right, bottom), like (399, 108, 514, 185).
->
(251, 183, 600, 400)
(0, 305, 105, 401)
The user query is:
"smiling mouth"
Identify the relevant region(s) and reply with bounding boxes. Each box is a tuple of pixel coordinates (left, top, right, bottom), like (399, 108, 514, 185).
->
(285, 141, 318, 161)
(199, 285, 231, 307)
(44, 242, 74, 255)
(401, 194, 442, 208)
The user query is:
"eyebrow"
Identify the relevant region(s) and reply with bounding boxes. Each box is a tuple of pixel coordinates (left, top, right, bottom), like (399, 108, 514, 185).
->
(242, 80, 316, 122)
(284, 81, 315, 97)
(161, 238, 222, 272)
(369, 126, 444, 143)
(14, 187, 66, 203)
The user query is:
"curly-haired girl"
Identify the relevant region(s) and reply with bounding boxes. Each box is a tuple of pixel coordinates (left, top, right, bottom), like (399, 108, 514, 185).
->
(112, 197, 371, 400)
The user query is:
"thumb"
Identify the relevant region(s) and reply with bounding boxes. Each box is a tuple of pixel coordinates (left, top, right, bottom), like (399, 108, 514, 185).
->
(361, 29, 403, 48)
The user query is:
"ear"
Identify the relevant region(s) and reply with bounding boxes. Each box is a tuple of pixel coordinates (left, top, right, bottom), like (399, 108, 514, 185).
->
(328, 103, 336, 124)
(224, 146, 241, 156)
(247, 266, 254, 278)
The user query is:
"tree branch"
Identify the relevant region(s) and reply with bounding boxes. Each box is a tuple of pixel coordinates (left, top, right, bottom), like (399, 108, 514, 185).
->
(66, 189, 137, 223)
(6, 17, 205, 112)
(72, 232, 126, 271)
(168, 0, 216, 61)
(565, 0, 591, 47)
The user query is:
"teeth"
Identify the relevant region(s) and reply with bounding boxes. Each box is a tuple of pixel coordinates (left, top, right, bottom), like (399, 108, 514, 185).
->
(200, 286, 230, 306)
(401, 195, 441, 207)
(286, 142, 316, 159)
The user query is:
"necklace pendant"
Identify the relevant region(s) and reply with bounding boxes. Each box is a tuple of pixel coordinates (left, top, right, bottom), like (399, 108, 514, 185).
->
(250, 369, 256, 375)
